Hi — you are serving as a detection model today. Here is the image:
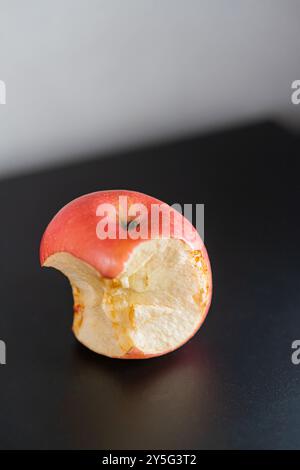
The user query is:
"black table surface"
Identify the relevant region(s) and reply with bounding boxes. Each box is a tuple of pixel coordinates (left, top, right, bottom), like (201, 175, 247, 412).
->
(0, 121, 299, 450)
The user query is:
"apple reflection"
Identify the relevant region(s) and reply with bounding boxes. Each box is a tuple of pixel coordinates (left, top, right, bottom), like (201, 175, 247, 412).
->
(60, 337, 221, 449)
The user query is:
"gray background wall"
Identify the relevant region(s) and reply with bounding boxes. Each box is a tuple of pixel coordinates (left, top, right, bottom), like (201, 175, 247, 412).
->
(0, 0, 299, 176)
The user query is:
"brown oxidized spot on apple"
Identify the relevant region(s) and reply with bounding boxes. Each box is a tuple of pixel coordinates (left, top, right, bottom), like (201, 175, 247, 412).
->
(192, 293, 202, 306)
(73, 305, 83, 334)
(72, 286, 84, 334)
(128, 305, 136, 329)
(115, 325, 134, 352)
(192, 249, 209, 274)
(101, 284, 134, 350)
(193, 288, 207, 309)
(192, 249, 204, 265)
(72, 285, 80, 298)
(111, 278, 121, 288)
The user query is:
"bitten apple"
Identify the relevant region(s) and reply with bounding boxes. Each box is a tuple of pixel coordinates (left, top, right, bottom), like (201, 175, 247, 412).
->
(40, 190, 212, 359)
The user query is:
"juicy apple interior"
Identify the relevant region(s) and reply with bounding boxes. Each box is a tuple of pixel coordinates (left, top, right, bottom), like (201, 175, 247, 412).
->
(40, 190, 212, 359)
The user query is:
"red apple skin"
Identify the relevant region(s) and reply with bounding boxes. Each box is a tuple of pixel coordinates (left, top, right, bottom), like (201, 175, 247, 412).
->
(40, 190, 212, 359)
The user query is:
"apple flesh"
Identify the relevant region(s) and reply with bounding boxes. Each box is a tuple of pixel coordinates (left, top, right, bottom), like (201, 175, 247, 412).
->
(40, 190, 212, 359)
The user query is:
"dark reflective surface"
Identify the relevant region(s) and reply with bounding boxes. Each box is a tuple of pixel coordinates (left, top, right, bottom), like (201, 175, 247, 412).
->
(0, 121, 300, 449)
